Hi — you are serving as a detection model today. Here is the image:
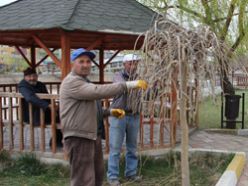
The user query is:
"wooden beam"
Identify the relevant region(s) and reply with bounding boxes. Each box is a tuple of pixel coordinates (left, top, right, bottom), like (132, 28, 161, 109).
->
(171, 67, 178, 147)
(35, 48, 57, 67)
(86, 38, 103, 50)
(30, 46, 36, 68)
(32, 35, 61, 69)
(15, 46, 32, 67)
(104, 50, 121, 68)
(92, 59, 99, 67)
(99, 49, 105, 83)
(61, 31, 71, 79)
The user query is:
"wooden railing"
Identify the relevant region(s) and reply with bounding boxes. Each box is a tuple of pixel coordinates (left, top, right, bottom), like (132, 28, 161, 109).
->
(236, 75, 248, 88)
(0, 92, 60, 153)
(0, 82, 61, 94)
(0, 82, 198, 155)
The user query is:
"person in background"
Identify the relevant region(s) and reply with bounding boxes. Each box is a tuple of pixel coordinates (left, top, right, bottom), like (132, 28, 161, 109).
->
(18, 67, 63, 147)
(107, 54, 143, 186)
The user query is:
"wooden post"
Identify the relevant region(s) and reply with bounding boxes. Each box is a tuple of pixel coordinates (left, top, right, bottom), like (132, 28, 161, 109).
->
(103, 99, 110, 153)
(194, 57, 201, 128)
(140, 114, 144, 148)
(8, 97, 14, 150)
(0, 97, 3, 150)
(56, 84, 60, 94)
(40, 108, 45, 152)
(159, 96, 164, 146)
(171, 67, 178, 146)
(49, 84, 52, 94)
(150, 103, 154, 148)
(31, 46, 36, 69)
(180, 54, 190, 186)
(29, 103, 35, 151)
(99, 49, 105, 83)
(51, 99, 56, 153)
(3, 87, 7, 120)
(61, 31, 71, 79)
(18, 98, 24, 151)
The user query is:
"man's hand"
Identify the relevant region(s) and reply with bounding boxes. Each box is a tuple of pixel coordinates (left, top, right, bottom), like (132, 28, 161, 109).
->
(126, 80, 148, 90)
(110, 109, 125, 119)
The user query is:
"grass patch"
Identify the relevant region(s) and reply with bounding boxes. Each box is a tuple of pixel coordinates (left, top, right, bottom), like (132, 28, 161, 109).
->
(104, 151, 233, 186)
(0, 150, 233, 186)
(199, 90, 248, 129)
(0, 150, 69, 186)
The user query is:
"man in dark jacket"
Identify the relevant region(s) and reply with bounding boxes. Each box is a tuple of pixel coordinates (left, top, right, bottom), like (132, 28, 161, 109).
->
(18, 67, 63, 147)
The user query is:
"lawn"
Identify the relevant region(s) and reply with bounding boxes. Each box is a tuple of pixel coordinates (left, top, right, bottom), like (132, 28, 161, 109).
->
(0, 150, 233, 186)
(199, 90, 248, 129)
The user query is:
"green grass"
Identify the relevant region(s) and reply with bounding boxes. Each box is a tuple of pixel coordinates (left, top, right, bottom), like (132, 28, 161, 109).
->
(199, 90, 248, 129)
(0, 150, 233, 186)
(107, 152, 234, 186)
(0, 151, 70, 186)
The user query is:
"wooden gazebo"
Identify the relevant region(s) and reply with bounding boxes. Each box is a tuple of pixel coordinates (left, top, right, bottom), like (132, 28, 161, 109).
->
(0, 0, 156, 80)
(2, 0, 180, 155)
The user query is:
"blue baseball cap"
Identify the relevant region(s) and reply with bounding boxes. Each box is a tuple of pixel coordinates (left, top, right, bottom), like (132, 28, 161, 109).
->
(71, 48, 96, 61)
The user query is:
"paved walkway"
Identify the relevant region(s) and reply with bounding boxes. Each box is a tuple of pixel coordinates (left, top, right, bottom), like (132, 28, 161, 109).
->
(187, 130, 248, 186)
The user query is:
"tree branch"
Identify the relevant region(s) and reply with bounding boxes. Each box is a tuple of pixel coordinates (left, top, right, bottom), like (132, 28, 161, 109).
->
(220, 0, 238, 41)
(201, 0, 212, 24)
(200, 0, 217, 31)
(213, 10, 248, 22)
(166, 5, 205, 20)
(229, 1, 246, 55)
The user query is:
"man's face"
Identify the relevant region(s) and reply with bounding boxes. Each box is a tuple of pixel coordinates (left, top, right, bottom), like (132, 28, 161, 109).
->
(73, 55, 92, 77)
(123, 60, 139, 74)
(24, 74, 38, 85)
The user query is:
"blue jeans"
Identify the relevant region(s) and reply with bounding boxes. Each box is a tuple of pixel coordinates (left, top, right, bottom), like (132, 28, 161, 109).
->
(107, 115, 140, 181)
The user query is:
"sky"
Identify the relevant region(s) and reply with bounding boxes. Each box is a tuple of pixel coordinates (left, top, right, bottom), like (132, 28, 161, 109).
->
(0, 0, 18, 7)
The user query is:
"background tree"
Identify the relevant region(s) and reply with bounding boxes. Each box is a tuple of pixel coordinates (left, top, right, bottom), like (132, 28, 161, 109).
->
(138, 0, 248, 94)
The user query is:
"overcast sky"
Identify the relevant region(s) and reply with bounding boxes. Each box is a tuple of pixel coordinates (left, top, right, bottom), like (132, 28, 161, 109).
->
(0, 0, 18, 7)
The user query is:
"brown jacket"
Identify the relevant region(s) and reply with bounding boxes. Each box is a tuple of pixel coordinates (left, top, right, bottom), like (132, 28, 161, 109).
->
(60, 71, 126, 140)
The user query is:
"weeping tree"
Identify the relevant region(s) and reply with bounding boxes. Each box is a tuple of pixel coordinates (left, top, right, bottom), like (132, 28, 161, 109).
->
(129, 16, 245, 185)
(138, 0, 248, 94)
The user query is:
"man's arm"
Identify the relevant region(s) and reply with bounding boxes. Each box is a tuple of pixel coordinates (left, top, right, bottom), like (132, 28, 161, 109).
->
(19, 86, 50, 109)
(68, 81, 127, 100)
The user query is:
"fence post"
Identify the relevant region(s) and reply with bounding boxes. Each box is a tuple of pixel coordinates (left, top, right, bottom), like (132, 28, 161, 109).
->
(8, 97, 14, 150)
(18, 98, 24, 151)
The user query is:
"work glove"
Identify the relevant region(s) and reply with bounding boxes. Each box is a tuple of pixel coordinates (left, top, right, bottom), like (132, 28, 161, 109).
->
(110, 109, 125, 119)
(126, 80, 148, 90)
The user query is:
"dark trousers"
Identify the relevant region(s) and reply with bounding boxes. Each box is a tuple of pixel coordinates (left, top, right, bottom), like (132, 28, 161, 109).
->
(64, 136, 104, 186)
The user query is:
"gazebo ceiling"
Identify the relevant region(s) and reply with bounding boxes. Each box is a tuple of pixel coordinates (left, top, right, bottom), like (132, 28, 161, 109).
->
(0, 29, 145, 50)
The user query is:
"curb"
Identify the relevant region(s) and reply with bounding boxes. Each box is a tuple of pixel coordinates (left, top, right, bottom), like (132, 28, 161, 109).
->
(204, 128, 248, 136)
(216, 152, 246, 186)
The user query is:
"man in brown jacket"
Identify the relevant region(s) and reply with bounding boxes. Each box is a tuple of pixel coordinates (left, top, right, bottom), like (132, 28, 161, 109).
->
(60, 48, 147, 186)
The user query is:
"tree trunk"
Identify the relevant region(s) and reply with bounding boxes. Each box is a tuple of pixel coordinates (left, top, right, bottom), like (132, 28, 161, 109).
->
(220, 59, 235, 95)
(180, 57, 190, 186)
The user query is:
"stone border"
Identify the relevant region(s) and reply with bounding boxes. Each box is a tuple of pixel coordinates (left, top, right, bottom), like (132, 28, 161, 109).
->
(204, 128, 248, 136)
(216, 152, 246, 186)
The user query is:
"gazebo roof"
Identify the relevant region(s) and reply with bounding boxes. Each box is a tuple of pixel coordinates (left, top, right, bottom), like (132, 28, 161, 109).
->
(0, 0, 156, 50)
(0, 0, 155, 34)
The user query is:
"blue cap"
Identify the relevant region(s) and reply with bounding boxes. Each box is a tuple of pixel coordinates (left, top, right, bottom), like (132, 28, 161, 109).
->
(71, 48, 96, 61)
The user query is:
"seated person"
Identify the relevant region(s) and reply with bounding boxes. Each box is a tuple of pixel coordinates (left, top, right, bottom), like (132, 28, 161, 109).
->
(18, 67, 63, 147)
